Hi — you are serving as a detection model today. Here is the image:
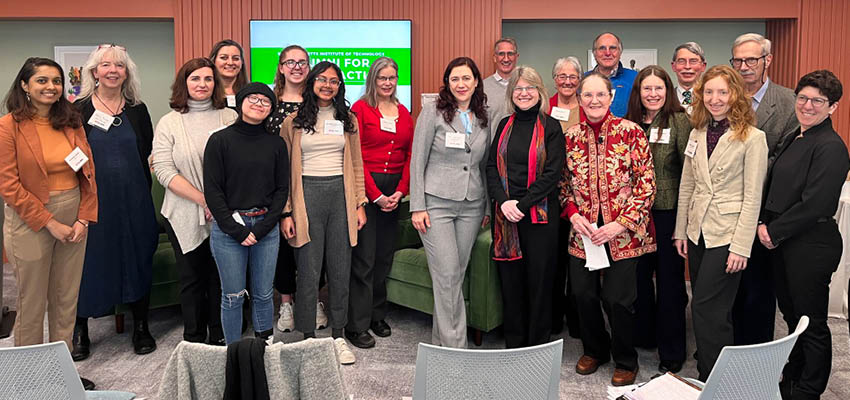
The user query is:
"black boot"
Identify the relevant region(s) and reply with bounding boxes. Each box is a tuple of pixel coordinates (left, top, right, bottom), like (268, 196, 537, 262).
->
(132, 319, 157, 355)
(71, 318, 90, 361)
(254, 329, 273, 342)
(80, 377, 96, 390)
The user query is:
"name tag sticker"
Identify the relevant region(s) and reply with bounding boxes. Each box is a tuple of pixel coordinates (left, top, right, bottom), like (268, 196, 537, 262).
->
(232, 211, 246, 226)
(380, 117, 397, 133)
(324, 120, 344, 135)
(64, 147, 89, 172)
(685, 139, 698, 158)
(611, 89, 617, 99)
(87, 109, 114, 132)
(226, 95, 236, 108)
(550, 107, 571, 121)
(445, 131, 466, 149)
(648, 128, 671, 144)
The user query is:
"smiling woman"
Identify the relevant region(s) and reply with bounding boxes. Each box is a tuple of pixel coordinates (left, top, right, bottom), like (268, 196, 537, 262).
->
(209, 39, 249, 106)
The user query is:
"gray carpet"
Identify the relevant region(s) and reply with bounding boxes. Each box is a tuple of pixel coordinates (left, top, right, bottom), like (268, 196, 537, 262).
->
(2, 262, 849, 399)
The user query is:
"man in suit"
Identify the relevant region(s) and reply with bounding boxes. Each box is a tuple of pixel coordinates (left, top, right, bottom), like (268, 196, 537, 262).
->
(483, 37, 518, 128)
(671, 41, 706, 112)
(586, 32, 637, 117)
(730, 32, 799, 346)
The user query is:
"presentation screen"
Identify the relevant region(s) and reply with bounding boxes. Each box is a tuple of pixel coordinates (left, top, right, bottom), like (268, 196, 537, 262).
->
(250, 20, 412, 109)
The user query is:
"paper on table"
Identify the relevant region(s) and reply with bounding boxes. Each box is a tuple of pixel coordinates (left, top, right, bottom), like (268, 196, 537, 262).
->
(622, 373, 701, 400)
(580, 223, 610, 270)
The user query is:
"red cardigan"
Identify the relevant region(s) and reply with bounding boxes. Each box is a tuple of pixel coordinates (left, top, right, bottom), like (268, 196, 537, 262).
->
(351, 100, 414, 201)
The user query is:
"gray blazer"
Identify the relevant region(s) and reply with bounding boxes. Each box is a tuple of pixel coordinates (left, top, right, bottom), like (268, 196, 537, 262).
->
(756, 80, 799, 155)
(410, 102, 490, 212)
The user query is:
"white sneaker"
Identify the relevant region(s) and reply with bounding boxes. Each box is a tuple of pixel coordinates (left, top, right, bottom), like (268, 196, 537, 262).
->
(316, 301, 329, 329)
(277, 302, 294, 332)
(334, 337, 356, 365)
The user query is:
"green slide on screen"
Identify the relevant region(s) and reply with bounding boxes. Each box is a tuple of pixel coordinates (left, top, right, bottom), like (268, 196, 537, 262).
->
(251, 47, 412, 86)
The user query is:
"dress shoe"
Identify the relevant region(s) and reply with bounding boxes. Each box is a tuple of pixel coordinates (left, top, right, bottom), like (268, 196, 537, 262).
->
(575, 355, 606, 375)
(132, 319, 157, 355)
(71, 322, 91, 361)
(81, 377, 96, 391)
(370, 320, 392, 337)
(659, 360, 684, 374)
(611, 367, 638, 386)
(344, 330, 376, 349)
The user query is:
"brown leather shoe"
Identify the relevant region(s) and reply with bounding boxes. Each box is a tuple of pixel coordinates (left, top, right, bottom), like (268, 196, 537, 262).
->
(575, 355, 603, 375)
(611, 367, 638, 386)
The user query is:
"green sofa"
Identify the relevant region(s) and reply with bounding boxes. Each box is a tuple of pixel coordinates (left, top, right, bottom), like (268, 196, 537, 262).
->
(386, 202, 502, 346)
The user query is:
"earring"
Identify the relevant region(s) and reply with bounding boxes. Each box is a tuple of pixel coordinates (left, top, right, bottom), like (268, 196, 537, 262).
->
(25, 92, 30, 102)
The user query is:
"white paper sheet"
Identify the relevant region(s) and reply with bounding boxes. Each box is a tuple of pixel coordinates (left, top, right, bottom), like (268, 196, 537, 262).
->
(580, 223, 610, 270)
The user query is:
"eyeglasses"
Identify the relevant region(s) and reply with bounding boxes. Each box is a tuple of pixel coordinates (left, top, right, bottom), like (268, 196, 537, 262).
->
(282, 59, 309, 69)
(246, 95, 271, 107)
(729, 55, 766, 68)
(554, 74, 580, 82)
(98, 44, 126, 51)
(513, 86, 538, 94)
(316, 76, 341, 87)
(795, 94, 829, 108)
(580, 92, 611, 101)
(376, 75, 399, 83)
(674, 58, 703, 67)
(496, 51, 517, 58)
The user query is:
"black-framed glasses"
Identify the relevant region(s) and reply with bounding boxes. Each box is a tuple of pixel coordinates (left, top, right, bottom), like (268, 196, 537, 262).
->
(730, 55, 766, 68)
(281, 59, 309, 69)
(98, 44, 126, 51)
(246, 95, 271, 107)
(795, 94, 829, 108)
(316, 76, 341, 87)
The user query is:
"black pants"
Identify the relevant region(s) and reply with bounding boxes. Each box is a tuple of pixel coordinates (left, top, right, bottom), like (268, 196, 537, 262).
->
(555, 218, 580, 336)
(347, 173, 401, 333)
(274, 240, 297, 294)
(634, 209, 687, 362)
(570, 252, 638, 371)
(164, 219, 223, 343)
(688, 236, 741, 381)
(772, 220, 841, 399)
(497, 210, 559, 348)
(732, 239, 776, 345)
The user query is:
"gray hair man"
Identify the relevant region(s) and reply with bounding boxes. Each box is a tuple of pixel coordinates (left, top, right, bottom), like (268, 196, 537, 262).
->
(588, 32, 636, 117)
(671, 42, 706, 109)
(483, 37, 519, 124)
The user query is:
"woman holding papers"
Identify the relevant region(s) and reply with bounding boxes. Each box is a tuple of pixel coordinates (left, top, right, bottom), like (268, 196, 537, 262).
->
(559, 72, 655, 386)
(486, 66, 564, 348)
(624, 66, 691, 373)
(410, 57, 490, 348)
(673, 65, 767, 381)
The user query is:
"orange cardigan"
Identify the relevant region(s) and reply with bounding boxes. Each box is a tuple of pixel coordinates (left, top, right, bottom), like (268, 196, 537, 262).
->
(0, 114, 97, 231)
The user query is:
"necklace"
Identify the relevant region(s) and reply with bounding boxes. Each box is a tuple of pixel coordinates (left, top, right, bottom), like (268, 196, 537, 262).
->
(94, 91, 124, 127)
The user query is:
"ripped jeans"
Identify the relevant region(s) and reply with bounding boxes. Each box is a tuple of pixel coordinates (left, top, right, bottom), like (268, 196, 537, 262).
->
(210, 215, 279, 344)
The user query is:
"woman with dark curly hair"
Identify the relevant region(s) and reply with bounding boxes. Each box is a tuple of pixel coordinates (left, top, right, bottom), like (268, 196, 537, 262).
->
(758, 69, 848, 400)
(410, 57, 491, 348)
(279, 61, 367, 364)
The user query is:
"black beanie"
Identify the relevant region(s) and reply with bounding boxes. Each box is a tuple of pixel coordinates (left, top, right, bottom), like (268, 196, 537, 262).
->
(235, 82, 277, 112)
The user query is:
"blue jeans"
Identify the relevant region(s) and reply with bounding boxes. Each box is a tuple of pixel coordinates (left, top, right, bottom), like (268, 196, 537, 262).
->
(210, 213, 279, 344)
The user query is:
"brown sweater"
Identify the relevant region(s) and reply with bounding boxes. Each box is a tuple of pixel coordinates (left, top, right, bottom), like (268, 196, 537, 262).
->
(280, 112, 367, 248)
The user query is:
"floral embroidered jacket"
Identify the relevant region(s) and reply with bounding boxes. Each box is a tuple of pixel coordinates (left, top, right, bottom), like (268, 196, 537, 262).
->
(559, 113, 657, 261)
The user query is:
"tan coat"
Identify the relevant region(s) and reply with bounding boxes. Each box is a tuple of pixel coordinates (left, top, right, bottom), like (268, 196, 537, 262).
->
(674, 125, 768, 258)
(280, 113, 367, 248)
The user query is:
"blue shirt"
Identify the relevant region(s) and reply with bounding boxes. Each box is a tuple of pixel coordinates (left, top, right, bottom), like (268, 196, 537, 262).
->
(752, 78, 771, 112)
(586, 61, 638, 117)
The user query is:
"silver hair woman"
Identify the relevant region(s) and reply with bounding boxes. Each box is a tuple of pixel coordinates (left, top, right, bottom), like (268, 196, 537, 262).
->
(360, 56, 400, 106)
(79, 44, 142, 105)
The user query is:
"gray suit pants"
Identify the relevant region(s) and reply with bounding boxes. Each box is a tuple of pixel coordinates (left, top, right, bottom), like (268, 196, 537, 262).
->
(418, 194, 486, 348)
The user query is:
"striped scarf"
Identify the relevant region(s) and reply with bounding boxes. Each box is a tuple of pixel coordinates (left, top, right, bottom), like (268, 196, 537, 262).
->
(493, 114, 548, 261)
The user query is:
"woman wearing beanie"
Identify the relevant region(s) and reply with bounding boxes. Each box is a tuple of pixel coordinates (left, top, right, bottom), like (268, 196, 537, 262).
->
(203, 82, 289, 344)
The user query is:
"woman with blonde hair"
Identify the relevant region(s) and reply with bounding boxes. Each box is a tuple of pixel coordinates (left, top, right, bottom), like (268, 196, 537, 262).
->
(674, 65, 768, 380)
(72, 44, 159, 359)
(486, 65, 564, 348)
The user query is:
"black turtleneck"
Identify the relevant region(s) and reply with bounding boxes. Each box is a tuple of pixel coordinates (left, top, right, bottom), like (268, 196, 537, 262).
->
(204, 119, 290, 242)
(486, 102, 566, 214)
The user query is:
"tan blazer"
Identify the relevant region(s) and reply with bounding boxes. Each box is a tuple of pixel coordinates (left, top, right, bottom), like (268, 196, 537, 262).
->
(674, 125, 768, 258)
(0, 114, 97, 231)
(280, 113, 367, 248)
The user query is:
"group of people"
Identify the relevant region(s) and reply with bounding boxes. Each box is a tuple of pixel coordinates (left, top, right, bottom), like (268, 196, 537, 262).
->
(0, 30, 845, 399)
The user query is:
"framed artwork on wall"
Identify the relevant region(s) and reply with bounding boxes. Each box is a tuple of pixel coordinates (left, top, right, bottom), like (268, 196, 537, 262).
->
(587, 49, 658, 72)
(54, 46, 97, 102)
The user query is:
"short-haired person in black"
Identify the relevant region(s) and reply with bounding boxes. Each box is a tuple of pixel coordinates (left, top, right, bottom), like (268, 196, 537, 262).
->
(203, 83, 289, 344)
(758, 70, 849, 400)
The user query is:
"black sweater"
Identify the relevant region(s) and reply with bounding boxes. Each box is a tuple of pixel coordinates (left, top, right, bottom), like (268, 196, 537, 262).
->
(486, 103, 566, 214)
(203, 119, 289, 242)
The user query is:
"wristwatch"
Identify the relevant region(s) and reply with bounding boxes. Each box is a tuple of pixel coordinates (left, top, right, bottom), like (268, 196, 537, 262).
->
(358, 200, 368, 208)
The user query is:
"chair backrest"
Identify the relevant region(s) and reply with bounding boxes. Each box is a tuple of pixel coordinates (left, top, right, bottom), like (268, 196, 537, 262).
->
(699, 316, 810, 400)
(413, 339, 562, 400)
(0, 341, 86, 400)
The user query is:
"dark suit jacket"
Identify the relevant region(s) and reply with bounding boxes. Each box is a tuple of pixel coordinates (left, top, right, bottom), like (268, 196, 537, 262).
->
(75, 97, 155, 187)
(762, 117, 850, 245)
(755, 80, 799, 155)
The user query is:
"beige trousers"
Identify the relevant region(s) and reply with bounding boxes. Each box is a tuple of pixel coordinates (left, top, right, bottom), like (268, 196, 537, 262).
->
(3, 188, 86, 350)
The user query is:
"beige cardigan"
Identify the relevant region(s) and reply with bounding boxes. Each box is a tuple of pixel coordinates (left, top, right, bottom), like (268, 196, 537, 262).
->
(280, 112, 367, 248)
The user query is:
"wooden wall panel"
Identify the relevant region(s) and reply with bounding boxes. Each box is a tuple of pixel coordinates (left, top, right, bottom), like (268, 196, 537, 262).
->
(172, 0, 503, 115)
(798, 0, 850, 145)
(502, 0, 799, 20)
(765, 19, 798, 90)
